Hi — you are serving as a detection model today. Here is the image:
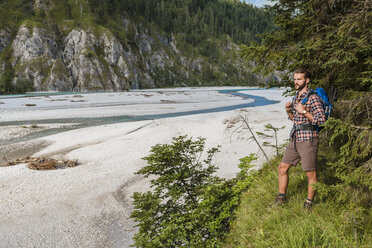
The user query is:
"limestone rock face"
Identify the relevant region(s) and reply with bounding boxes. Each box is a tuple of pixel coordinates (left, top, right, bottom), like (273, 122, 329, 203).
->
(7, 22, 222, 92)
(10, 25, 139, 92)
(63, 29, 100, 91)
(63, 29, 130, 92)
(99, 32, 134, 90)
(44, 58, 73, 91)
(100, 32, 124, 66)
(3, 12, 255, 92)
(11, 25, 59, 90)
(137, 31, 153, 55)
(12, 25, 58, 65)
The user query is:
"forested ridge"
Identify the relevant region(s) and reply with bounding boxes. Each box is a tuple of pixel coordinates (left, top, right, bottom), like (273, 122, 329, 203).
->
(88, 0, 273, 45)
(0, 0, 272, 45)
(0, 0, 273, 93)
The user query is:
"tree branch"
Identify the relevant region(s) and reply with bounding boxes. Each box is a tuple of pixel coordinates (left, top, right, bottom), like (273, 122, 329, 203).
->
(238, 112, 271, 166)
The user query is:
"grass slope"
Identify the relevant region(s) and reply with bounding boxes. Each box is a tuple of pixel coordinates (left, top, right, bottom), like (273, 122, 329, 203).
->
(224, 156, 371, 248)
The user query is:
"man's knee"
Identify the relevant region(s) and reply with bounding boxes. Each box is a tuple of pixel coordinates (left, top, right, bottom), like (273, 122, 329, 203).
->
(278, 162, 291, 175)
(306, 170, 317, 180)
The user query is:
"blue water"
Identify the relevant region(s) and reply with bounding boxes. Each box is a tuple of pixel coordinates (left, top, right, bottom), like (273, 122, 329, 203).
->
(0, 88, 279, 145)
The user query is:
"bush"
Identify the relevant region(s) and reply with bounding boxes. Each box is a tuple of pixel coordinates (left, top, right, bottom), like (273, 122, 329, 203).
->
(12, 78, 34, 93)
(130, 135, 258, 247)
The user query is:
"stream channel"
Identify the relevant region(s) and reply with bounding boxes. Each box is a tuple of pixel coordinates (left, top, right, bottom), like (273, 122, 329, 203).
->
(0, 88, 279, 146)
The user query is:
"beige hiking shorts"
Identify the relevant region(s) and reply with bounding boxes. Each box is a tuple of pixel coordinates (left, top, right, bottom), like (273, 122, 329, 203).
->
(281, 138, 319, 171)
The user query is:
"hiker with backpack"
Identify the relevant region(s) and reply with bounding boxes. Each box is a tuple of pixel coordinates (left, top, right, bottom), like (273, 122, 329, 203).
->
(275, 68, 328, 209)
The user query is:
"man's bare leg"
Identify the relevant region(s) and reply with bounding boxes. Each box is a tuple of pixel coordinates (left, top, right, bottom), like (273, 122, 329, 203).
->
(278, 162, 292, 194)
(306, 170, 317, 200)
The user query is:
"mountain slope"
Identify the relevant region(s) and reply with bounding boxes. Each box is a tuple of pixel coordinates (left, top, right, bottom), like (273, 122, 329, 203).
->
(0, 0, 272, 92)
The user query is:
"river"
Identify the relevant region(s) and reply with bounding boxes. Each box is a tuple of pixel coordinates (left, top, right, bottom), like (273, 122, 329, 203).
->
(0, 87, 279, 146)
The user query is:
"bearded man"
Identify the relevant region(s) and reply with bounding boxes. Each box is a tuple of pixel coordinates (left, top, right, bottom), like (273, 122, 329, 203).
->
(276, 68, 326, 209)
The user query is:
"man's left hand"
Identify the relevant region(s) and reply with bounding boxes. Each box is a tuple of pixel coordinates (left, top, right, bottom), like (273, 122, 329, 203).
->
(295, 103, 306, 114)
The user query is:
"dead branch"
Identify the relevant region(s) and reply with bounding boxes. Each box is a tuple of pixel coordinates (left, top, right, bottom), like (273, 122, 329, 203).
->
(3, 157, 78, 170)
(237, 112, 272, 166)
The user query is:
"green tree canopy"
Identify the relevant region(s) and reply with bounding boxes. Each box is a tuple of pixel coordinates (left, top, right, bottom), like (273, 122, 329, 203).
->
(88, 0, 273, 45)
(241, 0, 372, 93)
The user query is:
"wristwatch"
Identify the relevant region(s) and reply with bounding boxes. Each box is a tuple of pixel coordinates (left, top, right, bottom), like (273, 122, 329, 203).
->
(302, 110, 307, 114)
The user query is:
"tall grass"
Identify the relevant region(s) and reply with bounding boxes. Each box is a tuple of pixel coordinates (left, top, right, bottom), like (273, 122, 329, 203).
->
(223, 156, 369, 248)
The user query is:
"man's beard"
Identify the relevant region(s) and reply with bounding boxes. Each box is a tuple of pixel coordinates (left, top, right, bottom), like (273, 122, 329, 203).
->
(296, 82, 306, 91)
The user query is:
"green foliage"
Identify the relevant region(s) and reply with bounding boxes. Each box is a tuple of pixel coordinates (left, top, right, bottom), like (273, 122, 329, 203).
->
(241, 0, 372, 93)
(0, 68, 14, 94)
(332, 91, 372, 128)
(19, 19, 45, 30)
(0, 46, 14, 94)
(12, 78, 34, 93)
(0, 0, 34, 30)
(131, 136, 258, 247)
(312, 114, 372, 243)
(1, 50, 34, 93)
(301, 91, 372, 244)
(88, 0, 273, 45)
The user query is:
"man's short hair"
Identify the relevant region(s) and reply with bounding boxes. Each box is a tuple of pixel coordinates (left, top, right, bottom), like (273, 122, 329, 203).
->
(294, 68, 311, 79)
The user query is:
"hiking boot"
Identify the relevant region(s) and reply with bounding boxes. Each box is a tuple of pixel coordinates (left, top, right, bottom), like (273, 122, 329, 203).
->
(275, 195, 287, 205)
(303, 199, 313, 210)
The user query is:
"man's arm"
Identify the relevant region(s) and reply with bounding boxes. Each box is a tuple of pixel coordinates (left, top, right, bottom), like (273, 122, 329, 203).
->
(294, 96, 326, 124)
(310, 96, 326, 126)
(285, 102, 294, 121)
(295, 103, 314, 121)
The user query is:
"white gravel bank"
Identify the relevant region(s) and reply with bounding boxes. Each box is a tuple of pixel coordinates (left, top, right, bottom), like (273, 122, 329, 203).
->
(0, 87, 291, 248)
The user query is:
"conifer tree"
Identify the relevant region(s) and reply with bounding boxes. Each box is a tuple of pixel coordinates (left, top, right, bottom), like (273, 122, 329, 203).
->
(241, 0, 371, 92)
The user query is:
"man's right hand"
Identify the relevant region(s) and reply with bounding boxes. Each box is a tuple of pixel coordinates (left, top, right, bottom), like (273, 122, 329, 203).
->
(285, 102, 292, 113)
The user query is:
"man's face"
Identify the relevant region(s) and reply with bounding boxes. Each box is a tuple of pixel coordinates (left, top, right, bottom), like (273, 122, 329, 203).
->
(293, 73, 309, 90)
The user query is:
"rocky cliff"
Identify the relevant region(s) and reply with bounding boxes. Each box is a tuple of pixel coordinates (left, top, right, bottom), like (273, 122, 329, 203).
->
(0, 0, 262, 92)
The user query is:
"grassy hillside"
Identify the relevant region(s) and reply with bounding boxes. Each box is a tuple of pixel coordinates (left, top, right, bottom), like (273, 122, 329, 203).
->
(224, 153, 371, 247)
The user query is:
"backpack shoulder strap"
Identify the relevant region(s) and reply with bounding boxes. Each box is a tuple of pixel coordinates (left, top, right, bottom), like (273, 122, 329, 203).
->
(292, 92, 298, 106)
(301, 90, 315, 105)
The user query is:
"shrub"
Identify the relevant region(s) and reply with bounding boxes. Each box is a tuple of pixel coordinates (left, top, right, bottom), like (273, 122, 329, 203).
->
(12, 78, 34, 93)
(130, 135, 258, 247)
